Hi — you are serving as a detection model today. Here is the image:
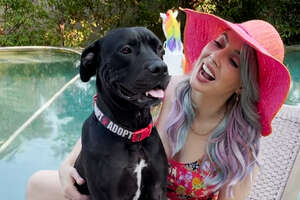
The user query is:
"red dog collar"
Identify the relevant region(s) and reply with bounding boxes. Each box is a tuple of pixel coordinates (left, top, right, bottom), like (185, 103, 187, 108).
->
(93, 95, 153, 142)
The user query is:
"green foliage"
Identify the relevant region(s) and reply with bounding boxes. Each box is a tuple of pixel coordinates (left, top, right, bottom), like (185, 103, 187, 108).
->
(259, 0, 300, 45)
(0, 0, 299, 47)
(0, 0, 192, 47)
(0, 0, 53, 46)
(116, 0, 192, 40)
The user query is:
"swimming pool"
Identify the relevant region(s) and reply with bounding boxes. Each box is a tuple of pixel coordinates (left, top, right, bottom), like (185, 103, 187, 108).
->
(284, 47, 300, 106)
(0, 47, 299, 200)
(0, 49, 81, 143)
(0, 47, 96, 199)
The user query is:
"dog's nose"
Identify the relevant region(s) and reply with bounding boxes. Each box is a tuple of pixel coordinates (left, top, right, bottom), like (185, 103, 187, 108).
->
(147, 61, 168, 74)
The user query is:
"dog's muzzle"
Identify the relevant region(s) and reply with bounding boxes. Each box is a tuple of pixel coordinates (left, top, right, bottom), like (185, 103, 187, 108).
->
(146, 60, 168, 75)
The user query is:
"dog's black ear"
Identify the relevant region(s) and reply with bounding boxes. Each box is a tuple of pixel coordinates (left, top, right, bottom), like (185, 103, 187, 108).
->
(79, 40, 101, 82)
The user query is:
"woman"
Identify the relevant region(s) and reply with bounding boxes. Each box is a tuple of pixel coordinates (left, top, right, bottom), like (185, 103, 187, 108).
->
(26, 9, 290, 200)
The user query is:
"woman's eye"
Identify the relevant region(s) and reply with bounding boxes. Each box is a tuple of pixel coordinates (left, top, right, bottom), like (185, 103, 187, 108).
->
(120, 46, 132, 54)
(230, 58, 239, 68)
(214, 40, 222, 48)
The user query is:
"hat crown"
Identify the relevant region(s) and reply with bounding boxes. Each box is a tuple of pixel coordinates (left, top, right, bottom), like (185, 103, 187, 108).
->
(240, 20, 284, 62)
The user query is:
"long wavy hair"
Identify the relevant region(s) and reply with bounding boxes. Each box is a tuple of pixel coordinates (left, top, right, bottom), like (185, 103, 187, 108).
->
(165, 44, 261, 197)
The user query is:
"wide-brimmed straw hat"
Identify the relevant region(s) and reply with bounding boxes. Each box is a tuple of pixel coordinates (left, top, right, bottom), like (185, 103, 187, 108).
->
(181, 8, 291, 136)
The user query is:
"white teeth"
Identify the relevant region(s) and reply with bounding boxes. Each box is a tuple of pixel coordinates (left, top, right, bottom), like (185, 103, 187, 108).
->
(145, 92, 149, 96)
(203, 64, 215, 79)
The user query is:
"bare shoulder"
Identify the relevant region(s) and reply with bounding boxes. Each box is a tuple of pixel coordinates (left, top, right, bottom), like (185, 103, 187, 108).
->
(164, 75, 187, 102)
(161, 75, 187, 117)
(155, 75, 187, 157)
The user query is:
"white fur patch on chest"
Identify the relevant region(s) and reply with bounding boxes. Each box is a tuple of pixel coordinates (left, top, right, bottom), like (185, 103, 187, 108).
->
(132, 159, 148, 200)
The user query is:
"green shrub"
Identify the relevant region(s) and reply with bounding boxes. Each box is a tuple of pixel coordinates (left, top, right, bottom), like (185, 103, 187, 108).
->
(259, 0, 300, 45)
(0, 0, 56, 46)
(0, 0, 298, 47)
(0, 0, 191, 47)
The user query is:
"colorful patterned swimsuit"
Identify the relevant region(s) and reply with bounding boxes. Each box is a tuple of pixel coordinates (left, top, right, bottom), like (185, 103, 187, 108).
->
(167, 158, 219, 200)
(167, 118, 226, 200)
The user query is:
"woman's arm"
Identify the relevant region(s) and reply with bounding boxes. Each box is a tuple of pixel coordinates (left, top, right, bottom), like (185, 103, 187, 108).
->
(218, 165, 259, 200)
(59, 138, 90, 200)
(61, 139, 82, 166)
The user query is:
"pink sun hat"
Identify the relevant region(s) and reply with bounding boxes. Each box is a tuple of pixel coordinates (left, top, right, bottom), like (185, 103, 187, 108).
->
(181, 8, 291, 136)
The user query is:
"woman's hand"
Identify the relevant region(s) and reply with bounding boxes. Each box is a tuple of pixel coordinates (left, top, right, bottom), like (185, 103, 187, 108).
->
(58, 161, 90, 200)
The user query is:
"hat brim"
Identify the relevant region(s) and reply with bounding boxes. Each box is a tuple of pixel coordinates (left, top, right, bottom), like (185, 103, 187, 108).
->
(182, 8, 291, 136)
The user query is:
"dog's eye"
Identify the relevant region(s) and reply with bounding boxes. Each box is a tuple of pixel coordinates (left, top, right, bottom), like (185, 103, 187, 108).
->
(120, 46, 132, 54)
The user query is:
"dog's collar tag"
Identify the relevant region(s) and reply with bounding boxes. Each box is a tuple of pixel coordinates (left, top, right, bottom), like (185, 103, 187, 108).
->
(93, 94, 153, 142)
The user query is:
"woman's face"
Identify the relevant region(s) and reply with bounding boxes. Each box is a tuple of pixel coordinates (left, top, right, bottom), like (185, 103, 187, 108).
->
(190, 30, 243, 99)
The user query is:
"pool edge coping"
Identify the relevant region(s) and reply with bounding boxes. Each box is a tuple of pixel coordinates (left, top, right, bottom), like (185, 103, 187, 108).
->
(0, 46, 83, 54)
(285, 45, 300, 53)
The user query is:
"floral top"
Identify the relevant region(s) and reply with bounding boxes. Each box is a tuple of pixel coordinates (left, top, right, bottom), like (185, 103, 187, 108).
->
(167, 158, 219, 200)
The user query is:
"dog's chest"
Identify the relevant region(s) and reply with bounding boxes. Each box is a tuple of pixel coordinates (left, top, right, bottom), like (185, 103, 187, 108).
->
(77, 115, 168, 199)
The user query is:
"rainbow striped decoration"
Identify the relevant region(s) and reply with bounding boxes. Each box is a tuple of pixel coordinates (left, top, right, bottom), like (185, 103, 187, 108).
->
(160, 10, 186, 75)
(161, 10, 182, 53)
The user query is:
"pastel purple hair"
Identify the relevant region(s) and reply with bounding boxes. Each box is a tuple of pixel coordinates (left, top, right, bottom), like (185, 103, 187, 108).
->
(165, 44, 261, 197)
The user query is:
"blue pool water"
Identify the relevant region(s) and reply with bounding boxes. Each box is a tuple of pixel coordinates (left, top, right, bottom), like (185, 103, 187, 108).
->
(0, 50, 80, 142)
(0, 49, 96, 200)
(284, 50, 300, 106)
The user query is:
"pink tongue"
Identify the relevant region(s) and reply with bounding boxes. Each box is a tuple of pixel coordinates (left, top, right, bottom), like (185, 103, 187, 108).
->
(147, 89, 165, 98)
(201, 70, 213, 81)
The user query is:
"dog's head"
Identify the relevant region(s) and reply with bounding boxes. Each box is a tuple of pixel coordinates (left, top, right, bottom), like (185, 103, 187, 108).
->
(80, 27, 170, 108)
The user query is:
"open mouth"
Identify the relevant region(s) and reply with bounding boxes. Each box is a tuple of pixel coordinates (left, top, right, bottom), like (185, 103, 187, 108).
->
(198, 63, 216, 81)
(119, 84, 165, 101)
(119, 84, 136, 97)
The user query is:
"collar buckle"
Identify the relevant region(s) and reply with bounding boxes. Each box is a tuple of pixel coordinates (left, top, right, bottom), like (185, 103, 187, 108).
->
(131, 123, 153, 142)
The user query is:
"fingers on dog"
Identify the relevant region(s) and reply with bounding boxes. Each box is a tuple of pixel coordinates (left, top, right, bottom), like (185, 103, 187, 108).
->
(70, 168, 85, 185)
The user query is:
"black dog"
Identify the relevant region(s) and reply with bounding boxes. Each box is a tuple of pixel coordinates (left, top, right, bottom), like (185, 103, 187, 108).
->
(74, 27, 170, 200)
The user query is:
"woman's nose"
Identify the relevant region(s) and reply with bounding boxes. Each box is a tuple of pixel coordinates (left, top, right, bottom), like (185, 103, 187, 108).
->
(208, 52, 220, 68)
